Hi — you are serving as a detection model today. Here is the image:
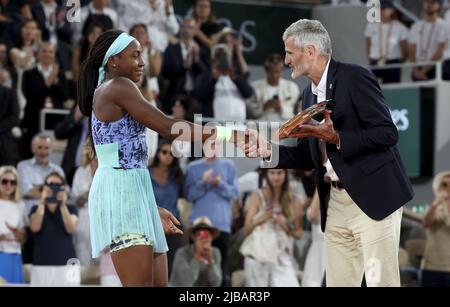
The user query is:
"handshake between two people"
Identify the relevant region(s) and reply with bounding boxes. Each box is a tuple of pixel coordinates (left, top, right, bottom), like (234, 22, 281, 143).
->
(230, 109, 340, 159)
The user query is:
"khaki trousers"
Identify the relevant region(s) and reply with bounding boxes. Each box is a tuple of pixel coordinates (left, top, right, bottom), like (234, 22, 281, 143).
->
(325, 187, 402, 287)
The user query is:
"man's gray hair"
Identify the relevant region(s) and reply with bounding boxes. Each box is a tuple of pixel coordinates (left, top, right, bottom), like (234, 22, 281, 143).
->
(37, 41, 57, 54)
(283, 19, 332, 56)
(31, 133, 52, 145)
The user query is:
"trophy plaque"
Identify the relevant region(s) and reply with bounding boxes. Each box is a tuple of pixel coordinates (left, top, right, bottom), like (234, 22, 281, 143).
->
(277, 100, 332, 139)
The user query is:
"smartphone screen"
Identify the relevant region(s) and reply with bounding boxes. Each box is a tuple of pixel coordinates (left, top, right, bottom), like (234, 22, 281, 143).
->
(197, 230, 211, 240)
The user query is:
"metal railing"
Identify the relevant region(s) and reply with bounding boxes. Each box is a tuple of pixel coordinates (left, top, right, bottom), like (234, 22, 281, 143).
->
(367, 60, 447, 88)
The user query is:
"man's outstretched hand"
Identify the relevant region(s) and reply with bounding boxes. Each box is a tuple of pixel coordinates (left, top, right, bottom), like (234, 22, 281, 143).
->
(238, 129, 272, 159)
(289, 110, 339, 145)
(158, 207, 183, 235)
(235, 111, 338, 159)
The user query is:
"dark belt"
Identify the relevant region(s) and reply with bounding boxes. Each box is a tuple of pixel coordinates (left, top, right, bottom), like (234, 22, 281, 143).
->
(331, 181, 344, 190)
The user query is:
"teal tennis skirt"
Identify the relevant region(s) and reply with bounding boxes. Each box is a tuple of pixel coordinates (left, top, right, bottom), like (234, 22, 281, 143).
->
(88, 167, 168, 258)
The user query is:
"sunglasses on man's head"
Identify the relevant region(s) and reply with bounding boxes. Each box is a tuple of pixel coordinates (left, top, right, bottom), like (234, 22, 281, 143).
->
(1, 179, 17, 186)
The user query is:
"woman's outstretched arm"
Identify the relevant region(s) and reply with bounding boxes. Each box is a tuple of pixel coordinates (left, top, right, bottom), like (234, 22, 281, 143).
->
(111, 77, 244, 144)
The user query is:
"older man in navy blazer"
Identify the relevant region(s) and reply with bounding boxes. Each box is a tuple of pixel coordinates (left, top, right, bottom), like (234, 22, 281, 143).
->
(242, 19, 414, 287)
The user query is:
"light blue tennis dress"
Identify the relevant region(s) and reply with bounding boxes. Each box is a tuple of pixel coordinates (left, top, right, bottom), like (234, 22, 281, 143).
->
(88, 111, 168, 258)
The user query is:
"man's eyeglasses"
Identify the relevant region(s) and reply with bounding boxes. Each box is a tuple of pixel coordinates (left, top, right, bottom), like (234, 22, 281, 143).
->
(1, 179, 17, 186)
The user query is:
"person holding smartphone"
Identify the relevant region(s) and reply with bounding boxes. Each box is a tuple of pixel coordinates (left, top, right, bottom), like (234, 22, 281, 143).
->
(29, 171, 79, 286)
(170, 216, 222, 287)
(421, 170, 450, 287)
(215, 27, 249, 78)
(246, 53, 300, 121)
(240, 169, 303, 287)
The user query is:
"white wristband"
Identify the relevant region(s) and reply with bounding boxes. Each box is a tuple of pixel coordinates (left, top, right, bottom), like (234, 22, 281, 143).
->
(215, 126, 232, 142)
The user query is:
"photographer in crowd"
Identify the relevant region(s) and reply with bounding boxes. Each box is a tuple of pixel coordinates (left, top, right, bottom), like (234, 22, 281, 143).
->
(29, 172, 79, 286)
(170, 216, 222, 287)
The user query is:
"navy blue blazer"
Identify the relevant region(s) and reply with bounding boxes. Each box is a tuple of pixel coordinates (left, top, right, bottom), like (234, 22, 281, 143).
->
(161, 43, 208, 113)
(275, 58, 414, 231)
(30, 3, 72, 45)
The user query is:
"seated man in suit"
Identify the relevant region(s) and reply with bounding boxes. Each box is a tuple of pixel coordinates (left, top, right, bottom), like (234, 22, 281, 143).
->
(241, 19, 414, 287)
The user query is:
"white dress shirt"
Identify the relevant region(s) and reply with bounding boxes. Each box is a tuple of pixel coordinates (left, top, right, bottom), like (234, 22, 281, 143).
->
(311, 58, 339, 182)
(364, 20, 409, 60)
(37, 63, 53, 81)
(180, 41, 194, 91)
(41, 1, 58, 46)
(17, 157, 66, 213)
(408, 19, 447, 62)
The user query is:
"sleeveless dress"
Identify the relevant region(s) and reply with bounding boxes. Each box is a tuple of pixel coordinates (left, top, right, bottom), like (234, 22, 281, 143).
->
(88, 111, 168, 258)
